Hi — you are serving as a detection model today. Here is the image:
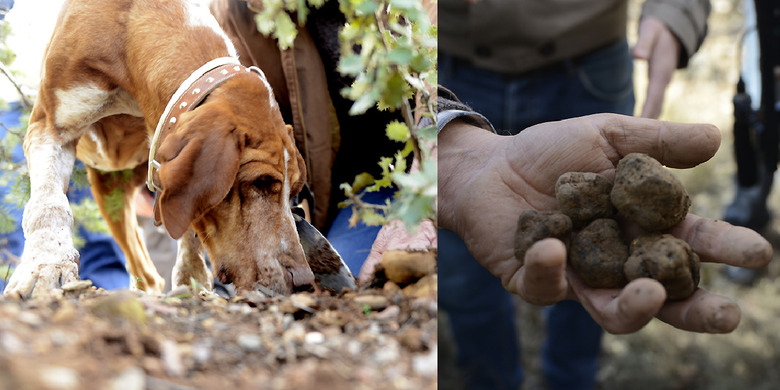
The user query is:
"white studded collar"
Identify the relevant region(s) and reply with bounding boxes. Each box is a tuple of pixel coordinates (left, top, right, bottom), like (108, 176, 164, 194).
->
(147, 57, 269, 193)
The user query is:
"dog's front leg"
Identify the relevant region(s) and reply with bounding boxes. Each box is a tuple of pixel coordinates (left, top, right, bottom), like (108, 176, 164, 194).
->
(4, 126, 80, 298)
(171, 229, 214, 292)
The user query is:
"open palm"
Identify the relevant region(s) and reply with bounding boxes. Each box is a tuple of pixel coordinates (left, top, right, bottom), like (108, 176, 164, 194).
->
(439, 114, 772, 334)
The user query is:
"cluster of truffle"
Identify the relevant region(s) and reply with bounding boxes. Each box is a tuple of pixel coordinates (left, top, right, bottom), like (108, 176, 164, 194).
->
(514, 153, 699, 300)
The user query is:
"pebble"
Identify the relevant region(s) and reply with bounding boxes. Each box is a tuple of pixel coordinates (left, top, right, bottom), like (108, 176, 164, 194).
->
(52, 302, 77, 323)
(282, 323, 306, 345)
(109, 366, 145, 390)
(280, 294, 317, 314)
(413, 345, 438, 377)
(1, 332, 24, 354)
(49, 330, 70, 347)
(18, 311, 42, 327)
(373, 339, 400, 364)
(383, 281, 401, 295)
(410, 298, 437, 316)
(40, 366, 79, 390)
(237, 334, 263, 352)
(373, 305, 401, 321)
(200, 317, 215, 330)
(193, 341, 212, 365)
(354, 295, 389, 311)
(347, 340, 363, 357)
(397, 327, 424, 352)
(304, 331, 325, 345)
(88, 292, 147, 325)
(160, 339, 184, 377)
(62, 280, 93, 292)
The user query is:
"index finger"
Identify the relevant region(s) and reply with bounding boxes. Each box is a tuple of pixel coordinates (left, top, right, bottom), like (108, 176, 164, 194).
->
(585, 114, 722, 168)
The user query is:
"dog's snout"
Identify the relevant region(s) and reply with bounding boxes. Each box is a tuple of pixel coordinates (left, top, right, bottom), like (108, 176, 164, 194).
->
(285, 259, 314, 291)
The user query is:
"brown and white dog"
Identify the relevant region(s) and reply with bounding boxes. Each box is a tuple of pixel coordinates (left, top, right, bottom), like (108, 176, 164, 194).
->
(3, 0, 317, 298)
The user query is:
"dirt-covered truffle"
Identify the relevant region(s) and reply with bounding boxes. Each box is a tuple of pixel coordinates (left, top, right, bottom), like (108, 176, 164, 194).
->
(569, 219, 629, 288)
(610, 153, 690, 231)
(556, 172, 616, 229)
(624, 234, 700, 300)
(514, 210, 572, 266)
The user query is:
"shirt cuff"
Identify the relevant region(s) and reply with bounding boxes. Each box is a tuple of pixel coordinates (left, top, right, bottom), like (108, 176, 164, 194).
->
(438, 109, 497, 134)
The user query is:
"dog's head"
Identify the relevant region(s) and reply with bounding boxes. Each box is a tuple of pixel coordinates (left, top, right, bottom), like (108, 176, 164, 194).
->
(152, 73, 313, 295)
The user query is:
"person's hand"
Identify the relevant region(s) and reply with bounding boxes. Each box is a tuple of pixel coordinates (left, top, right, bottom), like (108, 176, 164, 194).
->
(438, 115, 773, 334)
(359, 219, 437, 285)
(632, 17, 681, 119)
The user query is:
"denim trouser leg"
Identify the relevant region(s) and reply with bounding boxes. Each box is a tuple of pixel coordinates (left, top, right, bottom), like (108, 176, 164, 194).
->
(326, 187, 396, 275)
(438, 229, 523, 390)
(440, 38, 635, 389)
(67, 183, 130, 290)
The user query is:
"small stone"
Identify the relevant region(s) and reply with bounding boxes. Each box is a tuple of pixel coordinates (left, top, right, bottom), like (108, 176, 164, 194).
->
(354, 295, 389, 311)
(193, 341, 212, 366)
(62, 279, 93, 292)
(237, 334, 263, 352)
(53, 301, 77, 323)
(410, 298, 437, 316)
(109, 366, 145, 390)
(88, 292, 147, 325)
(40, 366, 79, 390)
(382, 250, 436, 284)
(282, 323, 306, 345)
(290, 293, 318, 310)
(200, 317, 215, 330)
(160, 339, 184, 377)
(1, 332, 24, 354)
(373, 339, 400, 364)
(383, 281, 401, 295)
(18, 311, 42, 327)
(373, 305, 401, 321)
(413, 346, 438, 377)
(304, 332, 325, 345)
(397, 327, 424, 352)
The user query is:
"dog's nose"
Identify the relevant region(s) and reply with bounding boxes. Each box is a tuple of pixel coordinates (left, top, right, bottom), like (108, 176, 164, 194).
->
(279, 249, 314, 291)
(287, 265, 314, 291)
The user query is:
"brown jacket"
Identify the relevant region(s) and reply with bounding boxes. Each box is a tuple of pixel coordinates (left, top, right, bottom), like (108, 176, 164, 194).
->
(440, 0, 710, 74)
(210, 0, 402, 231)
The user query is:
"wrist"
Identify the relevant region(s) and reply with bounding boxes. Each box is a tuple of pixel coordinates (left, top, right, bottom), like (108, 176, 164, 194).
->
(438, 119, 503, 233)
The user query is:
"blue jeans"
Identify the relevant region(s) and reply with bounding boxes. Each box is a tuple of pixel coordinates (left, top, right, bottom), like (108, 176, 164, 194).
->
(0, 102, 129, 291)
(326, 187, 395, 275)
(439, 38, 634, 390)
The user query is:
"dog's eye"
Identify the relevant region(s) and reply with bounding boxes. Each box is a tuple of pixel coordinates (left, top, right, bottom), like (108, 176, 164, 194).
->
(253, 176, 282, 194)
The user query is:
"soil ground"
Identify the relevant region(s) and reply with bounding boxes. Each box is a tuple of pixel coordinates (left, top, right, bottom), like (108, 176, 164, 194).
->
(0, 268, 437, 390)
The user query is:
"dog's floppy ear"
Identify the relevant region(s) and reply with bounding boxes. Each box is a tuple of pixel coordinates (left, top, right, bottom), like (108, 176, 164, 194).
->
(153, 104, 242, 239)
(285, 124, 307, 197)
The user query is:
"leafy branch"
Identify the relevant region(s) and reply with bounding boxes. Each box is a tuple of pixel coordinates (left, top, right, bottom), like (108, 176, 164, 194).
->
(254, 0, 437, 231)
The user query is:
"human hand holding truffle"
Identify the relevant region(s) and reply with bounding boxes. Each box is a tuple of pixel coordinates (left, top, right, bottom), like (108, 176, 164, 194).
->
(439, 114, 773, 334)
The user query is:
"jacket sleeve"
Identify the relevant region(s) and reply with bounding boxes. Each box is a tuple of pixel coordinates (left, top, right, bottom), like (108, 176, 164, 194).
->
(641, 0, 711, 68)
(437, 86, 496, 134)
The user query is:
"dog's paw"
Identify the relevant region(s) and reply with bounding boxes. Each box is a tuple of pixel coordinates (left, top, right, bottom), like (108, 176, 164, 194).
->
(3, 251, 80, 299)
